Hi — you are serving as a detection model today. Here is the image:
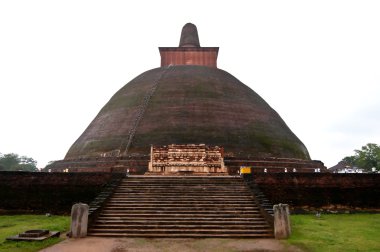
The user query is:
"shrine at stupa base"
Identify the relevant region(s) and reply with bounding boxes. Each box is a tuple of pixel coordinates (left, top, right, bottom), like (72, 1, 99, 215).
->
(147, 144, 227, 175)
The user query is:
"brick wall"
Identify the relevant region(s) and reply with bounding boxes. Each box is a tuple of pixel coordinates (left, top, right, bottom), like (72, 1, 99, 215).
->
(2, 171, 379, 214)
(244, 173, 380, 211)
(159, 47, 218, 67)
(0, 171, 124, 214)
(46, 156, 149, 174)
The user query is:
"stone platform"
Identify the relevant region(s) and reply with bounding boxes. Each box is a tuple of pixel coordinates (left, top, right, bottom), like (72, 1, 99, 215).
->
(45, 155, 326, 174)
(7, 230, 60, 241)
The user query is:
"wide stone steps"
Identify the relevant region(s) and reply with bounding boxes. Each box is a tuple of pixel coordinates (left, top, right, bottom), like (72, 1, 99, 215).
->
(113, 189, 250, 193)
(89, 232, 272, 238)
(111, 194, 253, 198)
(118, 183, 245, 187)
(103, 202, 257, 207)
(93, 224, 270, 229)
(95, 219, 268, 224)
(105, 202, 256, 206)
(97, 214, 264, 222)
(118, 182, 246, 184)
(120, 182, 244, 185)
(89, 228, 273, 234)
(110, 195, 253, 199)
(98, 213, 264, 218)
(118, 183, 244, 186)
(103, 206, 259, 214)
(103, 202, 258, 207)
(100, 211, 261, 216)
(102, 206, 259, 211)
(114, 191, 249, 194)
(88, 176, 273, 238)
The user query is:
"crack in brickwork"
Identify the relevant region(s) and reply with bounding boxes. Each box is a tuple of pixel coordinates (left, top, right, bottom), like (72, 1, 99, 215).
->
(121, 65, 173, 156)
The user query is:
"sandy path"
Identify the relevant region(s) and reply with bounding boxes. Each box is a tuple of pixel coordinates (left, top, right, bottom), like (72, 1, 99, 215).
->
(40, 237, 304, 252)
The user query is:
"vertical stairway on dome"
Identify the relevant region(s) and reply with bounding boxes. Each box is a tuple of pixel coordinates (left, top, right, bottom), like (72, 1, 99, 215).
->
(88, 176, 274, 238)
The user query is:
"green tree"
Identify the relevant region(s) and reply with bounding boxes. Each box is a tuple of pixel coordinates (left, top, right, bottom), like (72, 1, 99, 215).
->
(0, 153, 38, 172)
(342, 155, 356, 166)
(342, 143, 380, 172)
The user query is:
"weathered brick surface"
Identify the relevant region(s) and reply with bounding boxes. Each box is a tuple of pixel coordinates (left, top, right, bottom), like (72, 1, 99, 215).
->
(244, 173, 380, 211)
(65, 65, 310, 161)
(149, 144, 226, 173)
(159, 48, 219, 68)
(0, 172, 124, 214)
(1, 172, 379, 214)
(47, 156, 149, 174)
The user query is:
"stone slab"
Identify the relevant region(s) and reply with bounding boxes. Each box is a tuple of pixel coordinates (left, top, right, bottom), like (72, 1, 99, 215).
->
(70, 203, 89, 238)
(6, 231, 60, 241)
(273, 204, 291, 239)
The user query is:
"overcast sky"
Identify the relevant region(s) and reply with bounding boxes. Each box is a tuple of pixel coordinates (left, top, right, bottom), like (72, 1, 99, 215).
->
(1, 0, 379, 168)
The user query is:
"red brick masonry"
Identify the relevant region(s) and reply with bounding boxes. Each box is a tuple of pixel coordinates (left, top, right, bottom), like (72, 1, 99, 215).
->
(1, 172, 378, 214)
(245, 173, 380, 211)
(0, 171, 124, 214)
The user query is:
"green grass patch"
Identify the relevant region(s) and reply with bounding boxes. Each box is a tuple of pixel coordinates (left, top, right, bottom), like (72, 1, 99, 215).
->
(1, 214, 378, 251)
(0, 215, 70, 252)
(287, 214, 380, 252)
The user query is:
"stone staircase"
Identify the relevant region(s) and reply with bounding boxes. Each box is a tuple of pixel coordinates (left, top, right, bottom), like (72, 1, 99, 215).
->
(88, 176, 274, 238)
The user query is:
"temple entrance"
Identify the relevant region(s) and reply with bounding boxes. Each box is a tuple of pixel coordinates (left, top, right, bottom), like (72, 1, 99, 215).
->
(148, 144, 227, 175)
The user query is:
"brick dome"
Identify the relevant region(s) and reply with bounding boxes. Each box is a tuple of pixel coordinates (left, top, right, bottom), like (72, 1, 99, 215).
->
(65, 65, 310, 160)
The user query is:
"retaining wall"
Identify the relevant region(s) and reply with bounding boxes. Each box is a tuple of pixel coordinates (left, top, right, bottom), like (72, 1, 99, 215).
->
(1, 172, 379, 214)
(0, 171, 124, 214)
(244, 173, 380, 212)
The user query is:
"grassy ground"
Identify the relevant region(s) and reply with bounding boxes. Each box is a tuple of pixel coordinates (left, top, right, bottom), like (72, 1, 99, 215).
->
(0, 215, 70, 252)
(287, 214, 380, 252)
(0, 214, 379, 252)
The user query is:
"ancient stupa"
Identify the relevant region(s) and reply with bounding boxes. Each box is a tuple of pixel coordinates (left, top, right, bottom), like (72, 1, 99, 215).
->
(49, 23, 325, 174)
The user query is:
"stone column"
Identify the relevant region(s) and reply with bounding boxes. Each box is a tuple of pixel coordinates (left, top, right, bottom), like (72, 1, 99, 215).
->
(70, 203, 89, 238)
(273, 203, 291, 239)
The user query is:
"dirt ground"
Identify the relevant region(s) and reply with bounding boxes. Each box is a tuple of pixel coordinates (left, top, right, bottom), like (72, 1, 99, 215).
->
(40, 237, 304, 252)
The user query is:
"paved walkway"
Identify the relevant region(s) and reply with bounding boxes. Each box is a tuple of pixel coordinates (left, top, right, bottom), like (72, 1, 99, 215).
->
(40, 237, 304, 252)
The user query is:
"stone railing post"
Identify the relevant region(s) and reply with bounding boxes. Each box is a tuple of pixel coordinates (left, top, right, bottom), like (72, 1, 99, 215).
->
(70, 203, 89, 238)
(273, 203, 291, 239)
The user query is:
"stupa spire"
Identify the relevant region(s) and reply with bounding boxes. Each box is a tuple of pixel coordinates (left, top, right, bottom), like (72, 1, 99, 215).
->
(179, 23, 200, 47)
(159, 23, 218, 67)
